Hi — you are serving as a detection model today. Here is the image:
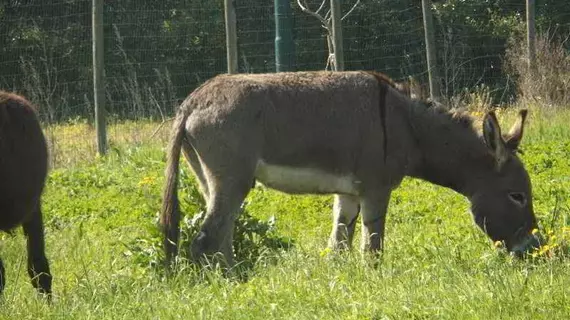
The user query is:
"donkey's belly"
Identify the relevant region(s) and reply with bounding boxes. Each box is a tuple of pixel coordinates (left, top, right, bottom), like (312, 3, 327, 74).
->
(254, 160, 358, 195)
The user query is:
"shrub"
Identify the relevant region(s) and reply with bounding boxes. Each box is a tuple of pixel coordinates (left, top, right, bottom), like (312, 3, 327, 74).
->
(505, 32, 570, 108)
(126, 178, 294, 274)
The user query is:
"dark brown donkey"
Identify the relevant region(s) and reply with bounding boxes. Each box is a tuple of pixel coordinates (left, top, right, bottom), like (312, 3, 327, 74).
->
(161, 71, 541, 267)
(0, 91, 51, 296)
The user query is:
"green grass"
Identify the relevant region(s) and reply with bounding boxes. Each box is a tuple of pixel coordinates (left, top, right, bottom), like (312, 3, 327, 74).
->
(1, 108, 570, 319)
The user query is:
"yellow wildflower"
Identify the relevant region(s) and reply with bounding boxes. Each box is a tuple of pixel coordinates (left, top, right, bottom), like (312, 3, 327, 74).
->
(319, 247, 332, 257)
(138, 176, 156, 187)
(538, 245, 551, 256)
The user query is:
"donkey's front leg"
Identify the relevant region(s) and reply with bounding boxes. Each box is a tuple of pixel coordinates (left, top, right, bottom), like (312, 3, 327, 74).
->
(22, 207, 52, 296)
(328, 194, 360, 250)
(360, 190, 391, 253)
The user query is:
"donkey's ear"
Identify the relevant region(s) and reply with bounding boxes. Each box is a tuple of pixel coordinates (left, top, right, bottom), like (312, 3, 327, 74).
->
(483, 111, 509, 170)
(504, 109, 528, 151)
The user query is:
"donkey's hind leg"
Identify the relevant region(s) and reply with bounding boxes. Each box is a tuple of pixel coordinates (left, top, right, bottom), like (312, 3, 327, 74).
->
(182, 139, 210, 202)
(191, 170, 254, 268)
(329, 194, 360, 250)
(360, 189, 391, 254)
(22, 205, 52, 296)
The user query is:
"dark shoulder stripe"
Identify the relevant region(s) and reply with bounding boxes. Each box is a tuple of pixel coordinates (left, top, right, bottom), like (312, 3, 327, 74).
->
(363, 71, 390, 163)
(362, 71, 399, 89)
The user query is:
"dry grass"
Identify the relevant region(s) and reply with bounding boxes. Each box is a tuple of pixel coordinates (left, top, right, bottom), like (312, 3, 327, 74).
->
(505, 32, 570, 108)
(43, 119, 171, 169)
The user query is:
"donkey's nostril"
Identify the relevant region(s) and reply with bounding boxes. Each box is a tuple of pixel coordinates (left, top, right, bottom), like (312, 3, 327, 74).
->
(509, 232, 545, 257)
(530, 232, 546, 248)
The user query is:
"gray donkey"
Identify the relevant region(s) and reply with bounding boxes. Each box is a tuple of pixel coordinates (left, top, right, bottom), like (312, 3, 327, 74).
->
(161, 71, 541, 267)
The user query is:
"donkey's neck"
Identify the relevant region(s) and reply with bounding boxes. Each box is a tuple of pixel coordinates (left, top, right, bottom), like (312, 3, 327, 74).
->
(406, 105, 491, 197)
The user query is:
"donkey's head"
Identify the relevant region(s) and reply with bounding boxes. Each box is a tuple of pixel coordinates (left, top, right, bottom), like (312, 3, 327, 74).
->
(470, 109, 542, 256)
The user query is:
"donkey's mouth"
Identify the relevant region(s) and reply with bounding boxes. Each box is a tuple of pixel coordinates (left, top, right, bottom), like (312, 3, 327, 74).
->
(509, 232, 545, 257)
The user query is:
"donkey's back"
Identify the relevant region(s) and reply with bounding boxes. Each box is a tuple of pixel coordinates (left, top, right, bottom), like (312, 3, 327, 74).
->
(0, 92, 48, 230)
(185, 71, 412, 192)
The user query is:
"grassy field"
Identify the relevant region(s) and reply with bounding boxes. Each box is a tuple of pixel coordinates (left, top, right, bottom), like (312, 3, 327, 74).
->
(1, 107, 569, 319)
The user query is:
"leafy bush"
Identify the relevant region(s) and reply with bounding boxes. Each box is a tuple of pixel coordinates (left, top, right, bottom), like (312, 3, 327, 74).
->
(127, 176, 294, 274)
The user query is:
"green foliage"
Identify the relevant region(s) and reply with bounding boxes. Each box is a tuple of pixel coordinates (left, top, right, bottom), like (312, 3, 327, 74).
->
(1, 0, 568, 122)
(121, 157, 294, 274)
(176, 202, 294, 271)
(127, 197, 294, 274)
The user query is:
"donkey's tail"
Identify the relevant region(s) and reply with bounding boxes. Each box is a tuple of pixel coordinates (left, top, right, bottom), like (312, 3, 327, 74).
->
(160, 107, 190, 268)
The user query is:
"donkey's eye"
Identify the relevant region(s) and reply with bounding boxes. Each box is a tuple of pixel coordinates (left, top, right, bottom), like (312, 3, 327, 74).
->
(508, 192, 527, 207)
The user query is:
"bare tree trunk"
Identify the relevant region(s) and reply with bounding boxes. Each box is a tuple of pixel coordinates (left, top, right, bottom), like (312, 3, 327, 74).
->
(297, 0, 359, 71)
(330, 0, 344, 71)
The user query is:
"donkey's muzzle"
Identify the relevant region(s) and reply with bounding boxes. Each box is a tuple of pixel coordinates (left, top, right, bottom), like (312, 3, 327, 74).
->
(509, 232, 545, 258)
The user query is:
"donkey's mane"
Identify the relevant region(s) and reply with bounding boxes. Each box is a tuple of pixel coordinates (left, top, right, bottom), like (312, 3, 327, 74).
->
(360, 71, 476, 133)
(0, 90, 25, 105)
(361, 71, 401, 90)
(406, 97, 491, 171)
(0, 90, 37, 111)
(423, 104, 475, 129)
(362, 70, 481, 164)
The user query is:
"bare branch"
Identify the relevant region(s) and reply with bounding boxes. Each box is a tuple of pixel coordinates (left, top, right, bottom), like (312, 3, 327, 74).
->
(297, 0, 328, 26)
(149, 117, 174, 140)
(341, 0, 361, 21)
(315, 0, 327, 14)
(324, 8, 331, 21)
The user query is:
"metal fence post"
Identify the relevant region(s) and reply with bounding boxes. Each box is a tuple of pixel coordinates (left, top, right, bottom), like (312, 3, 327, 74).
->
(92, 0, 107, 155)
(224, 0, 238, 74)
(275, 0, 295, 72)
(526, 0, 536, 73)
(421, 0, 441, 102)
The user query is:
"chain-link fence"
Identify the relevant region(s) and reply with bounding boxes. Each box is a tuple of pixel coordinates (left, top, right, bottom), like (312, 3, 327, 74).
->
(0, 1, 568, 166)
